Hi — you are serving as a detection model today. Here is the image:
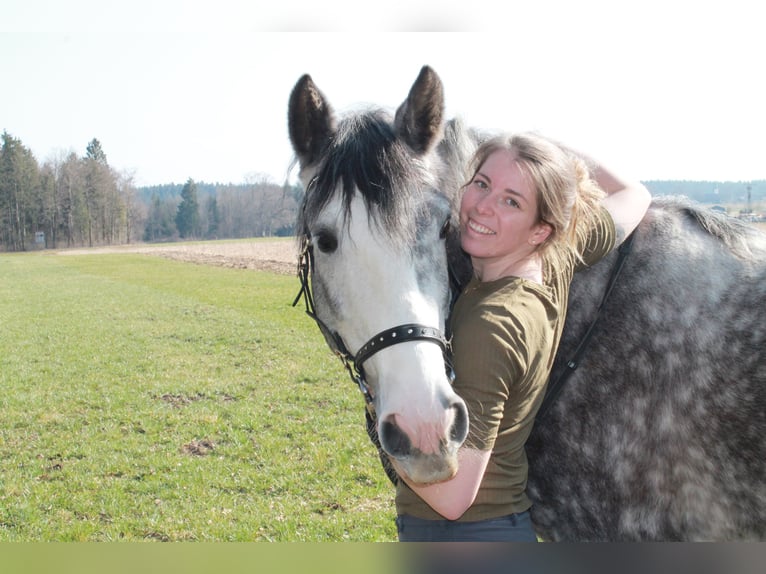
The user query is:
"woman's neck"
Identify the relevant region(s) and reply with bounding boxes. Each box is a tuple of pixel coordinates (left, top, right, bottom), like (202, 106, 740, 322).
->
(473, 252, 544, 284)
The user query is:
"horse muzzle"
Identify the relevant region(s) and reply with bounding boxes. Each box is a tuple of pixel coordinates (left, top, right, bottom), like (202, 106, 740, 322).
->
(378, 397, 469, 485)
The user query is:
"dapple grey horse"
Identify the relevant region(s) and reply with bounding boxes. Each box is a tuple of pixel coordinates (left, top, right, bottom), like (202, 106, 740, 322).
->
(288, 65, 765, 540)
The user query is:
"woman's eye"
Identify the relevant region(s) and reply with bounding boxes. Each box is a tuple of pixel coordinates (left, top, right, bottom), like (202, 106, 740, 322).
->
(504, 197, 520, 208)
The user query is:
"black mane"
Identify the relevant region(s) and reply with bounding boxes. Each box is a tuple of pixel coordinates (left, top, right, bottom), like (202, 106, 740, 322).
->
(298, 109, 428, 243)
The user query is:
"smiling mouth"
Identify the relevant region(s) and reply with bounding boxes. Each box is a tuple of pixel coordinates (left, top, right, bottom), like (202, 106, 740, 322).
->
(467, 219, 495, 235)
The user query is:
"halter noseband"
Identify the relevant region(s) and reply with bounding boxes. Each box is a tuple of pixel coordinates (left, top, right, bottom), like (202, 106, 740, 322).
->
(293, 235, 454, 411)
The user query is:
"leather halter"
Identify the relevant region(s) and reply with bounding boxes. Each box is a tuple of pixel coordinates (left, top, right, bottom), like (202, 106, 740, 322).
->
(293, 235, 455, 411)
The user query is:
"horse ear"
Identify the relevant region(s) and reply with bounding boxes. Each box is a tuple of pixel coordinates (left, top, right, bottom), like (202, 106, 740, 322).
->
(394, 66, 445, 155)
(288, 74, 337, 167)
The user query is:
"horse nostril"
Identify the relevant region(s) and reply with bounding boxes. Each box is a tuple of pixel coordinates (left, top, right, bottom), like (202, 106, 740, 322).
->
(449, 401, 469, 445)
(380, 417, 412, 458)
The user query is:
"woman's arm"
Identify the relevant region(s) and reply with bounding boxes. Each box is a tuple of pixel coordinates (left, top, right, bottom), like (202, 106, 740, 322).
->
(565, 144, 652, 243)
(400, 447, 492, 521)
(591, 161, 652, 242)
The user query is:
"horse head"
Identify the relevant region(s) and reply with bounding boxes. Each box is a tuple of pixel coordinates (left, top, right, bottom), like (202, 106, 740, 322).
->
(288, 66, 469, 485)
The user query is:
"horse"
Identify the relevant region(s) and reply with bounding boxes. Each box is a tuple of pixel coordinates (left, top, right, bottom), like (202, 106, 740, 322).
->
(287, 65, 766, 540)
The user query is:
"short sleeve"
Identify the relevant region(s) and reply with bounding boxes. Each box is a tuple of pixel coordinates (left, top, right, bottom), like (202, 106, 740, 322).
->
(576, 206, 616, 270)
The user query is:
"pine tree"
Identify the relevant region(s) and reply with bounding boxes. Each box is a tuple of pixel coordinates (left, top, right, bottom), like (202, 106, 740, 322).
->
(85, 138, 107, 164)
(205, 195, 220, 238)
(0, 131, 41, 250)
(175, 178, 200, 239)
(82, 138, 111, 246)
(144, 193, 176, 241)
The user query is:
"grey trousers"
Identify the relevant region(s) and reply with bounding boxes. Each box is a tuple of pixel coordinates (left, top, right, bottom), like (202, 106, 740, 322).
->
(396, 510, 538, 542)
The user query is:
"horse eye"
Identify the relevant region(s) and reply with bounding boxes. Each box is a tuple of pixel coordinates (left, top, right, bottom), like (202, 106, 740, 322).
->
(315, 231, 338, 253)
(439, 218, 451, 240)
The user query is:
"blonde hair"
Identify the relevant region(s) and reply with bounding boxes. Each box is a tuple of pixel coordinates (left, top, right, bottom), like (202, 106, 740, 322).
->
(466, 132, 605, 270)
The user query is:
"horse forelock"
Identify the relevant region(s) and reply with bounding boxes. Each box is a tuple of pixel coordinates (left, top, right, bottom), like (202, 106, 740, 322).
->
(298, 108, 440, 245)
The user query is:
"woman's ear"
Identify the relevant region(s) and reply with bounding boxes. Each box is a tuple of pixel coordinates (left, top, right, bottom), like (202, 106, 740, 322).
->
(529, 222, 553, 246)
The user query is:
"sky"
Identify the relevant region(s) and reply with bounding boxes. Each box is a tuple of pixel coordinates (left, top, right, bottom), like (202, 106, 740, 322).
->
(1, 1, 764, 187)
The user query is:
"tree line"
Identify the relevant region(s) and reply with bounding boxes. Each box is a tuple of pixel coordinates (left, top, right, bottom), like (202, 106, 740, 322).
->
(0, 131, 302, 252)
(0, 132, 140, 251)
(643, 180, 765, 207)
(142, 178, 302, 243)
(3, 129, 762, 252)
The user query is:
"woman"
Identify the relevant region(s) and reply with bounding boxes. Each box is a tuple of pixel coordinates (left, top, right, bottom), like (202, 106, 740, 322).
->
(394, 132, 651, 541)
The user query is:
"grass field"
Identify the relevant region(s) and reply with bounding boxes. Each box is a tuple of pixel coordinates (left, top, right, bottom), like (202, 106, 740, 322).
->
(4, 215, 763, 544)
(0, 248, 396, 541)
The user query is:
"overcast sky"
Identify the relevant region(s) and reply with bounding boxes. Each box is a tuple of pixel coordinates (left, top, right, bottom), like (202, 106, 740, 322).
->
(2, 1, 763, 186)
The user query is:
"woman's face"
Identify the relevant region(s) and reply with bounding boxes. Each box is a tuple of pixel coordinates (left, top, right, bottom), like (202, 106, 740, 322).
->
(459, 149, 551, 270)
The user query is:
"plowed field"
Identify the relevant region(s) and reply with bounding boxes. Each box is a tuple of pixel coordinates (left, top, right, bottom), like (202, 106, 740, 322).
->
(58, 239, 299, 275)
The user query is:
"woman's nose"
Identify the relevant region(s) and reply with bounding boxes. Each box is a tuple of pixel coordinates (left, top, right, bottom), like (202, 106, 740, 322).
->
(475, 191, 495, 214)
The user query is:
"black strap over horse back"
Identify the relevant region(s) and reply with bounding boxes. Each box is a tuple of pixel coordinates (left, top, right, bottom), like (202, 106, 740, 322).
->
(536, 231, 636, 422)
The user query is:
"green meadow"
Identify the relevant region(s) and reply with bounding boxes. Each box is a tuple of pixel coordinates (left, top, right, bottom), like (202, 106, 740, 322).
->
(0, 250, 396, 541)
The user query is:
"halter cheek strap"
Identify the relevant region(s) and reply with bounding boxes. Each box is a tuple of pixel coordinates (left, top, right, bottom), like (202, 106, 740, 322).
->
(292, 236, 369, 401)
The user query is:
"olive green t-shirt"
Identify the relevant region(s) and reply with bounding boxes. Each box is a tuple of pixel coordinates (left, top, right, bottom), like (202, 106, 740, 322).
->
(395, 208, 616, 522)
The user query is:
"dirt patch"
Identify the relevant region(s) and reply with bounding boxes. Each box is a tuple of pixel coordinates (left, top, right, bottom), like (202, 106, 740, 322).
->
(57, 239, 299, 275)
(181, 439, 215, 456)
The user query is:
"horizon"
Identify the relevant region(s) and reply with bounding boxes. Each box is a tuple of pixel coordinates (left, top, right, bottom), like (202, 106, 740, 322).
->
(3, 3, 764, 186)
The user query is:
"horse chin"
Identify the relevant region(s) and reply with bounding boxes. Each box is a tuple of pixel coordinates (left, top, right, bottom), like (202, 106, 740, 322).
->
(390, 449, 459, 486)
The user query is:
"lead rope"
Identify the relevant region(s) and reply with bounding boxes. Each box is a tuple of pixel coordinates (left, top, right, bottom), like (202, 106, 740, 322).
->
(536, 231, 636, 422)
